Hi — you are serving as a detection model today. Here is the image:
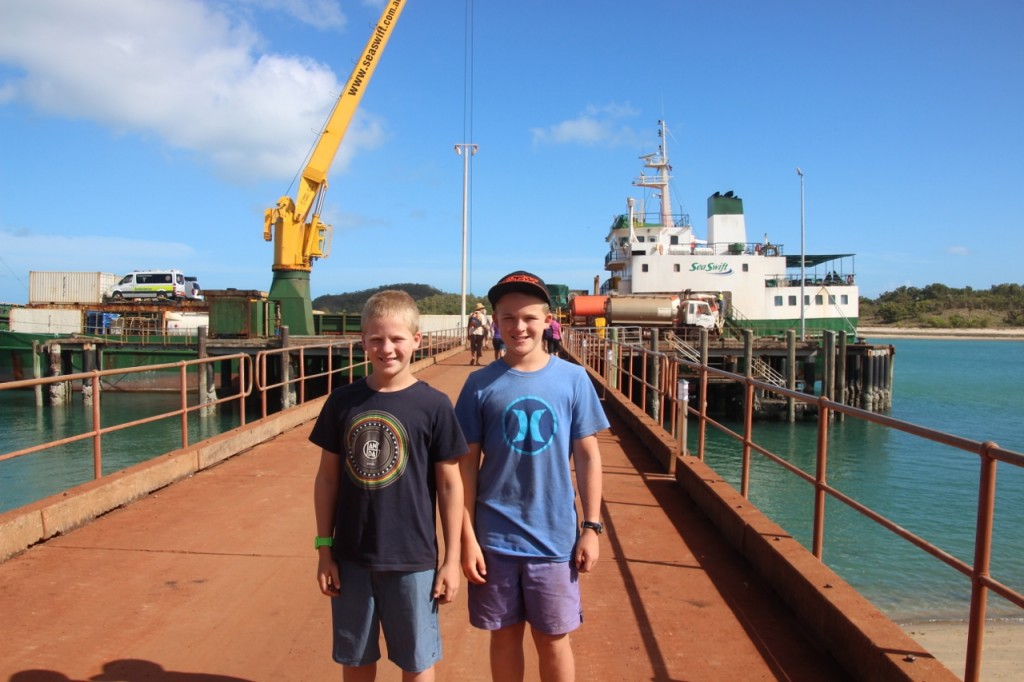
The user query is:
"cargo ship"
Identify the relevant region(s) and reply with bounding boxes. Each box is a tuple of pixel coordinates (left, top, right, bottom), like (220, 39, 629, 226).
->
(578, 120, 859, 338)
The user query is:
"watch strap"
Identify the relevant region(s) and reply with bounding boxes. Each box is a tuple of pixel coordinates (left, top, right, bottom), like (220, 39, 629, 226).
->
(314, 536, 333, 549)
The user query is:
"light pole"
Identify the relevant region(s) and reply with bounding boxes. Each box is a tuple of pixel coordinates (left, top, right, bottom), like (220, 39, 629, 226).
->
(796, 167, 805, 341)
(455, 143, 478, 329)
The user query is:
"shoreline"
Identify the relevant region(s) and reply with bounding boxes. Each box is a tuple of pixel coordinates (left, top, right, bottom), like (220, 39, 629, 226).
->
(899, 619, 1023, 680)
(859, 326, 1024, 340)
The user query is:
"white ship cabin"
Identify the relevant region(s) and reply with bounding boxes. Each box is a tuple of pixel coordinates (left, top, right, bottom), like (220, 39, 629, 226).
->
(602, 191, 859, 336)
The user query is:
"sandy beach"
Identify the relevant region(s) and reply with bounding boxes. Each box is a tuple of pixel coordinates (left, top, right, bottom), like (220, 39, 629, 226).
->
(859, 326, 1024, 340)
(900, 620, 1023, 680)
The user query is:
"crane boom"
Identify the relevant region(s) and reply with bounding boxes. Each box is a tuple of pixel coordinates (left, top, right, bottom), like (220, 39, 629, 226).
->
(263, 0, 406, 334)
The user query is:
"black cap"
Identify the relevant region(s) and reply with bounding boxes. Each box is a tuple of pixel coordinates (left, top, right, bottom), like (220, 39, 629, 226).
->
(487, 271, 551, 307)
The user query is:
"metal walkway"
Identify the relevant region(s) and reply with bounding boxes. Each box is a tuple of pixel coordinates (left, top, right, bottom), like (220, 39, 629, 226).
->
(0, 352, 940, 681)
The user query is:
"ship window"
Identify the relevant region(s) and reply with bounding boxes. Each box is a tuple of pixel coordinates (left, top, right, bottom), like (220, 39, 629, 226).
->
(841, 295, 849, 304)
(742, 264, 749, 272)
(642, 264, 649, 272)
(829, 295, 836, 304)
(774, 296, 783, 306)
(673, 264, 680, 272)
(815, 295, 824, 305)
(670, 236, 679, 245)
(805, 295, 811, 305)
(788, 296, 797, 306)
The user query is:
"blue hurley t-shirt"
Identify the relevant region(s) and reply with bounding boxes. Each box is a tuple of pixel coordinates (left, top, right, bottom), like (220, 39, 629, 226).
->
(455, 356, 609, 561)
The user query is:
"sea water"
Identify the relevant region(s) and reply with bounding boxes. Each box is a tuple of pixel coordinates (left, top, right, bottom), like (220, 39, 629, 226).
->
(0, 391, 240, 513)
(2, 339, 1022, 623)
(701, 338, 1024, 622)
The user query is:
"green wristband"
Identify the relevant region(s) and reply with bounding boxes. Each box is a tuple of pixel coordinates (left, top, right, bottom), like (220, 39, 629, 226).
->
(314, 536, 333, 549)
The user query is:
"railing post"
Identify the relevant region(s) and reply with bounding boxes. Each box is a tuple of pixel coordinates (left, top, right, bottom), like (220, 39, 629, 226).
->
(812, 400, 830, 559)
(674, 377, 689, 475)
(786, 329, 796, 422)
(179, 363, 189, 449)
(649, 329, 660, 421)
(964, 442, 998, 682)
(92, 370, 102, 479)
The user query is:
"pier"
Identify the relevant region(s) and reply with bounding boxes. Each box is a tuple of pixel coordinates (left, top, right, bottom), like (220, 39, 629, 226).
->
(0, 350, 964, 681)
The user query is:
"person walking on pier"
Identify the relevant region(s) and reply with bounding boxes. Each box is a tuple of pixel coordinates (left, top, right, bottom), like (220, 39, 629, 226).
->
(455, 271, 609, 682)
(311, 290, 468, 682)
(467, 302, 489, 365)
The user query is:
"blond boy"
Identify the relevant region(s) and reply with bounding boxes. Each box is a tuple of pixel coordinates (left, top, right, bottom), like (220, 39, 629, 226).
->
(311, 290, 467, 681)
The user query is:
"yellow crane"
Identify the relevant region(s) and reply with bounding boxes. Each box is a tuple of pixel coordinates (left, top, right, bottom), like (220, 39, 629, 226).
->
(263, 0, 406, 335)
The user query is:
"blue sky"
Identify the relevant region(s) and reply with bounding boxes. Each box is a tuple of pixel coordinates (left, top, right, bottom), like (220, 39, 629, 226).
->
(1, 0, 1022, 305)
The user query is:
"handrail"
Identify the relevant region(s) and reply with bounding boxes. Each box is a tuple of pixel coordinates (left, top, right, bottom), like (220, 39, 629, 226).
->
(1, 327, 465, 493)
(0, 354, 252, 478)
(564, 326, 1023, 682)
(251, 327, 465, 419)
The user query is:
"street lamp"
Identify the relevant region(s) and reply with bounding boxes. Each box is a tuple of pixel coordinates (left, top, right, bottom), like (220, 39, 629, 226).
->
(796, 167, 805, 341)
(455, 143, 478, 327)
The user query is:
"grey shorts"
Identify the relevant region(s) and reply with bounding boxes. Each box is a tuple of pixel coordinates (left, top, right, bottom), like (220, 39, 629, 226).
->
(331, 561, 440, 673)
(468, 550, 582, 635)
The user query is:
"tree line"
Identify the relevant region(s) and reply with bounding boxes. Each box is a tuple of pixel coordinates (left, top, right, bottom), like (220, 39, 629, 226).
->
(313, 284, 488, 315)
(860, 283, 1024, 327)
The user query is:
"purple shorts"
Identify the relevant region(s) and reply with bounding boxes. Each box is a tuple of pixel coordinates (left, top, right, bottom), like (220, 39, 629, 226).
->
(468, 550, 582, 635)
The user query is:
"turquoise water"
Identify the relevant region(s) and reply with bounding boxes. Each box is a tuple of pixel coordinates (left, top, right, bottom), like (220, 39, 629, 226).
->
(2, 339, 1022, 624)
(700, 338, 1024, 622)
(0, 391, 240, 512)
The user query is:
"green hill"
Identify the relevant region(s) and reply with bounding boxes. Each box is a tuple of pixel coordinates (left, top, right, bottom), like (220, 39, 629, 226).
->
(313, 284, 488, 315)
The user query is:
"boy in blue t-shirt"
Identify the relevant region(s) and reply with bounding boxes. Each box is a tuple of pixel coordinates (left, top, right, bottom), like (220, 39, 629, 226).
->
(311, 290, 467, 680)
(455, 271, 609, 682)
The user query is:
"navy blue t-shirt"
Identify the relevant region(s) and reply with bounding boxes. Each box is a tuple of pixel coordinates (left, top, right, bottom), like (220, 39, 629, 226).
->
(309, 379, 467, 571)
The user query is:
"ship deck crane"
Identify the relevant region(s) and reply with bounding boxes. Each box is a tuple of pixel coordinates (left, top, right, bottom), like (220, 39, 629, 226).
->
(263, 0, 406, 335)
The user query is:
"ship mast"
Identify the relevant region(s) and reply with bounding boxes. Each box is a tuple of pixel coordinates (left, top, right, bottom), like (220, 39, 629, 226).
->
(634, 119, 673, 228)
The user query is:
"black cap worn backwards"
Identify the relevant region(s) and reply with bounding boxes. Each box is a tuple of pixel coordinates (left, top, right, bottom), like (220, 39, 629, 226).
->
(487, 271, 551, 308)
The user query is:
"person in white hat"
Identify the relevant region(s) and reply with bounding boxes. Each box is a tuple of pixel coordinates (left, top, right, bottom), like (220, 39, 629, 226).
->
(467, 301, 489, 365)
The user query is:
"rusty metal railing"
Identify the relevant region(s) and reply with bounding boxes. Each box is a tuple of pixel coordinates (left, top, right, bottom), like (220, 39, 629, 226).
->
(1, 327, 465, 497)
(251, 327, 465, 419)
(564, 326, 1023, 682)
(0, 354, 252, 479)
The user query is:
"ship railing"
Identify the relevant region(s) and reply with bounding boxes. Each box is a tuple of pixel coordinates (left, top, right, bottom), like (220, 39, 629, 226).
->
(0, 353, 254, 481)
(563, 326, 1023, 682)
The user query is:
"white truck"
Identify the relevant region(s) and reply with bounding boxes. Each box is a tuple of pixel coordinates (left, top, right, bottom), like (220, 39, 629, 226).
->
(676, 294, 723, 334)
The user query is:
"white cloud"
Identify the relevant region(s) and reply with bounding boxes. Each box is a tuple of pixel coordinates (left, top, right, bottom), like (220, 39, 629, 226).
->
(0, 0, 380, 182)
(530, 102, 643, 147)
(947, 245, 970, 256)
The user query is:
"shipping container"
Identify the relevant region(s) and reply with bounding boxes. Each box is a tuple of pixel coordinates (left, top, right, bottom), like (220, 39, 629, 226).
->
(29, 271, 119, 305)
(10, 307, 83, 334)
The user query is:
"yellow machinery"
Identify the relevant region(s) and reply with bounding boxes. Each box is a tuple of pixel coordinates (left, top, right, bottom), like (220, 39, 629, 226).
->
(263, 0, 406, 335)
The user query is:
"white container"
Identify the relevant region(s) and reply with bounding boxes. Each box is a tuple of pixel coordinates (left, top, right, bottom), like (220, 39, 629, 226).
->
(29, 271, 119, 305)
(164, 311, 210, 335)
(10, 307, 83, 334)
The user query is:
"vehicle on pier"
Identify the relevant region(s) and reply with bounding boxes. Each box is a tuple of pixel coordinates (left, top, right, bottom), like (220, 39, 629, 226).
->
(105, 269, 188, 302)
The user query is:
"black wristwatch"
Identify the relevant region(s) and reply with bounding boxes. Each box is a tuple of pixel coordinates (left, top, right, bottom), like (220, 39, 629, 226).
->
(581, 520, 604, 535)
